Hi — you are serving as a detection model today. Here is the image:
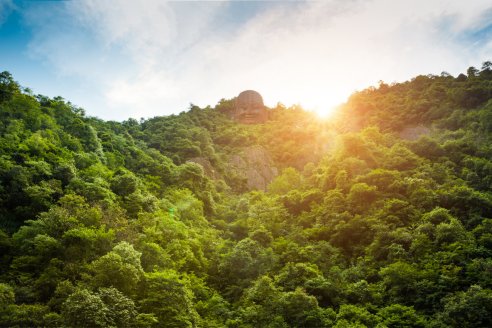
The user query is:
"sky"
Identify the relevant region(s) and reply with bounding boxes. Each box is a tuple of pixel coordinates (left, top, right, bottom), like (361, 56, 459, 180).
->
(1, 0, 492, 121)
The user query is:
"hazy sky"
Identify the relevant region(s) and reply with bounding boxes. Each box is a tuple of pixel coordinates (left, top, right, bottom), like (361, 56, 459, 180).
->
(1, 0, 492, 120)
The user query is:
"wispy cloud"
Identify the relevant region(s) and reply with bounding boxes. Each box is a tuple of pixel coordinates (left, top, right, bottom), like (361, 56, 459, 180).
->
(20, 0, 492, 120)
(0, 0, 14, 26)
(70, 1, 176, 69)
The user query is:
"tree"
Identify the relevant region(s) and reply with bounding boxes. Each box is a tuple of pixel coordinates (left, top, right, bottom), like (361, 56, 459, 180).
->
(0, 283, 14, 310)
(239, 276, 285, 327)
(467, 66, 479, 78)
(274, 262, 322, 291)
(0, 71, 19, 102)
(347, 183, 378, 212)
(89, 242, 144, 296)
(439, 285, 492, 327)
(218, 238, 274, 300)
(61, 288, 111, 328)
(280, 288, 332, 328)
(335, 304, 379, 327)
(268, 167, 302, 195)
(379, 261, 422, 304)
(98, 287, 137, 328)
(111, 171, 138, 196)
(139, 270, 199, 328)
(377, 304, 426, 327)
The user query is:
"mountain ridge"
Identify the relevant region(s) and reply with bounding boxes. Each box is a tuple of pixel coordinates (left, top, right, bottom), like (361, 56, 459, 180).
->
(1, 64, 492, 327)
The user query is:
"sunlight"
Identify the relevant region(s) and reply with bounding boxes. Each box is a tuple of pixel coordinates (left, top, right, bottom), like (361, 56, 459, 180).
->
(309, 102, 342, 118)
(264, 88, 347, 119)
(257, 71, 354, 121)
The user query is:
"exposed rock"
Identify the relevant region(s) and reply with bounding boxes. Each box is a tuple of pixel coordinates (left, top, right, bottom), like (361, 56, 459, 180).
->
(187, 157, 222, 180)
(399, 125, 431, 140)
(229, 145, 278, 190)
(233, 90, 268, 124)
(187, 147, 277, 191)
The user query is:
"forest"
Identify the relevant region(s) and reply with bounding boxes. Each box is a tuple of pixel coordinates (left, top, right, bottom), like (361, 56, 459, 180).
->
(1, 62, 492, 327)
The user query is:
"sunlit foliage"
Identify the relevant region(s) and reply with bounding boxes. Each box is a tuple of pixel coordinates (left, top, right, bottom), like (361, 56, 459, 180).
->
(1, 64, 492, 326)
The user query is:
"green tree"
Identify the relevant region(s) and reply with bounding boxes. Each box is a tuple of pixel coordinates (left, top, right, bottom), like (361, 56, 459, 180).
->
(89, 242, 144, 296)
(377, 304, 426, 327)
(61, 288, 111, 328)
(138, 270, 199, 328)
(0, 71, 20, 102)
(439, 285, 492, 327)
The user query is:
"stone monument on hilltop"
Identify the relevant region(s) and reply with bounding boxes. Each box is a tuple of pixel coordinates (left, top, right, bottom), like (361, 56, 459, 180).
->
(233, 90, 268, 124)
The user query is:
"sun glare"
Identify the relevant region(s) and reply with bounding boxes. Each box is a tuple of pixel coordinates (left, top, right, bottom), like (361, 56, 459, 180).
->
(303, 86, 351, 119)
(310, 103, 341, 118)
(261, 80, 350, 121)
(265, 92, 345, 119)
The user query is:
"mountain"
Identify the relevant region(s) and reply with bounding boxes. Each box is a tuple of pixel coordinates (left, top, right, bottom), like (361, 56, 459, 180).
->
(1, 64, 492, 327)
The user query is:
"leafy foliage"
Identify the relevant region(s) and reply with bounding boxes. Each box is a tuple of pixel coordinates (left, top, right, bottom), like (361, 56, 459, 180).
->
(2, 64, 492, 326)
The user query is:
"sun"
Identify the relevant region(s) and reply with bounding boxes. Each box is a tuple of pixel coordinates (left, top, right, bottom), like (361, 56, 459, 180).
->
(310, 103, 342, 118)
(296, 93, 346, 119)
(261, 82, 349, 120)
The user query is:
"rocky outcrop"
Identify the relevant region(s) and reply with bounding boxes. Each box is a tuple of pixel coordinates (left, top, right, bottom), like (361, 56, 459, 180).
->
(187, 146, 277, 191)
(187, 157, 222, 180)
(233, 90, 268, 124)
(229, 146, 278, 190)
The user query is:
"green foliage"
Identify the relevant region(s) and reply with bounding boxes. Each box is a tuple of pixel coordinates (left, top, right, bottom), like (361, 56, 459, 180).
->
(1, 64, 492, 327)
(0, 283, 14, 308)
(98, 287, 138, 328)
(89, 242, 144, 296)
(335, 304, 380, 327)
(0, 71, 20, 102)
(61, 288, 111, 328)
(439, 285, 492, 327)
(138, 270, 199, 327)
(268, 167, 302, 195)
(377, 304, 426, 328)
(110, 170, 138, 196)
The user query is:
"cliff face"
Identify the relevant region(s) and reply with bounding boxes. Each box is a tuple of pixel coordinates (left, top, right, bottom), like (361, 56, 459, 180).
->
(187, 146, 278, 191)
(229, 146, 278, 190)
(187, 157, 222, 180)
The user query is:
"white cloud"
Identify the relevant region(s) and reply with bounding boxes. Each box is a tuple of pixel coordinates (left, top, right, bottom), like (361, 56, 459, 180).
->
(105, 70, 182, 119)
(184, 0, 492, 114)
(69, 0, 176, 69)
(22, 0, 492, 120)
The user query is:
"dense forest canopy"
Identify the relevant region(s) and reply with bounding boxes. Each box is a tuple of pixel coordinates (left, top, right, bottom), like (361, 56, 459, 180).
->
(1, 63, 492, 327)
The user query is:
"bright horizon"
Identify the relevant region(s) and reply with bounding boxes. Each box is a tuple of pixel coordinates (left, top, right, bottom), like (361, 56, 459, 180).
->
(1, 0, 492, 121)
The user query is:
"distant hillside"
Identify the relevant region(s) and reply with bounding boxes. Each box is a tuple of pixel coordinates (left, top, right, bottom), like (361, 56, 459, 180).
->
(336, 64, 492, 132)
(1, 63, 492, 327)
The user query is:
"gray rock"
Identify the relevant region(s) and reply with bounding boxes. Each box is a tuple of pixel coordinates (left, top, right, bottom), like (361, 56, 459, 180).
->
(187, 157, 222, 180)
(229, 145, 278, 190)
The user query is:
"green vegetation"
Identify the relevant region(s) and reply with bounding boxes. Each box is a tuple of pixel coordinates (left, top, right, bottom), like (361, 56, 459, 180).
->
(1, 63, 492, 327)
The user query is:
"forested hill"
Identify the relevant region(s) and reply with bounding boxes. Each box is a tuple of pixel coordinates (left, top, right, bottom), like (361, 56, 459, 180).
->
(1, 62, 492, 327)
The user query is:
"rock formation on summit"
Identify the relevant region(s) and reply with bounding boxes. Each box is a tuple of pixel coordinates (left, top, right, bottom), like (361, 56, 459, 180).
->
(233, 90, 268, 124)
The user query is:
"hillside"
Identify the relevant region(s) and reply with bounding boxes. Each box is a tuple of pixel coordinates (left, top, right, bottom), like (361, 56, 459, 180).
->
(1, 64, 492, 327)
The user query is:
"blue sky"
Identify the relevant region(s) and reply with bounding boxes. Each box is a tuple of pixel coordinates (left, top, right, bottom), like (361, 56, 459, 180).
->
(1, 0, 492, 121)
